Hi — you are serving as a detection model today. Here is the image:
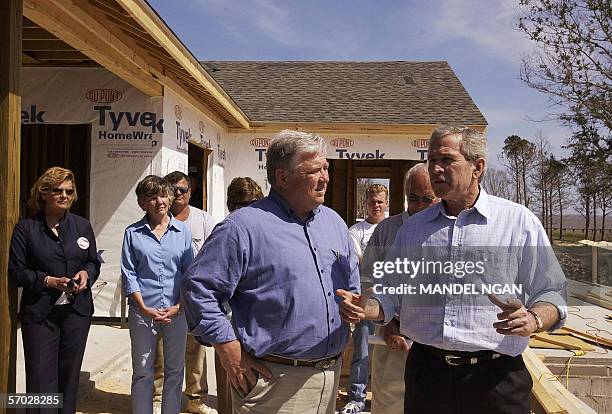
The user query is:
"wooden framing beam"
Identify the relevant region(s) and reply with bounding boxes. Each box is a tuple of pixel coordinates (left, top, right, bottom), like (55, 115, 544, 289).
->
(22, 39, 76, 51)
(22, 27, 59, 40)
(114, 0, 251, 129)
(163, 75, 229, 131)
(23, 0, 163, 96)
(24, 50, 91, 60)
(228, 122, 488, 135)
(523, 347, 595, 414)
(0, 0, 22, 403)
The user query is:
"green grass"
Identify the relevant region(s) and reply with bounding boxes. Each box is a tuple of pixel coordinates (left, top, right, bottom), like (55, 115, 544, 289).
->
(550, 229, 611, 243)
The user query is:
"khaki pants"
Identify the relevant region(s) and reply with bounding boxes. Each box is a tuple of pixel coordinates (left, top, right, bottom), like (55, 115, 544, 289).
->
(231, 357, 342, 414)
(370, 344, 407, 414)
(154, 335, 208, 400)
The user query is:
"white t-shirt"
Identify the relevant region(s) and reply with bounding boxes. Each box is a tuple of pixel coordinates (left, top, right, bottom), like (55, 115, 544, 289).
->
(348, 219, 379, 258)
(185, 206, 216, 255)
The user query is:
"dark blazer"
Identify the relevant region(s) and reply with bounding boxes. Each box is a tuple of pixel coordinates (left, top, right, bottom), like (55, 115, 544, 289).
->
(9, 212, 100, 323)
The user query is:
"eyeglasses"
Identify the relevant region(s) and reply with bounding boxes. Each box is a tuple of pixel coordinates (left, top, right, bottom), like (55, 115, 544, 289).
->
(51, 188, 75, 196)
(407, 195, 435, 204)
(172, 186, 190, 194)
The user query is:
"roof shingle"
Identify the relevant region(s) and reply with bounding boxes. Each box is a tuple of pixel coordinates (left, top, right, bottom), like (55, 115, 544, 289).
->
(201, 61, 487, 126)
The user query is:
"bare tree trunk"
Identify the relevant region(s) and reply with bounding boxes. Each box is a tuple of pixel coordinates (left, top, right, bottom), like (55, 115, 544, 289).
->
(522, 160, 529, 208)
(548, 186, 554, 240)
(558, 184, 563, 240)
(584, 195, 590, 240)
(600, 197, 608, 242)
(592, 194, 597, 241)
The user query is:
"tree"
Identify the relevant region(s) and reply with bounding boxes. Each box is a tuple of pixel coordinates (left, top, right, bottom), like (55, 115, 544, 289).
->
(566, 117, 611, 240)
(517, 0, 612, 131)
(531, 132, 552, 235)
(499, 135, 536, 206)
(482, 168, 513, 200)
(546, 156, 571, 240)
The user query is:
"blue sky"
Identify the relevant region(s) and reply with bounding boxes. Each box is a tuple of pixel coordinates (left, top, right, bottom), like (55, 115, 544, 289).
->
(148, 0, 573, 167)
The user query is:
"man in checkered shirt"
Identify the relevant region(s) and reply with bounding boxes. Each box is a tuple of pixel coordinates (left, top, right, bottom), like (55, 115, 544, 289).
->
(337, 125, 567, 414)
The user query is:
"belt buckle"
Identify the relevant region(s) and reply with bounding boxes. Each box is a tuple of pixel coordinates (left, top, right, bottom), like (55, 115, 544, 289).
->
(444, 354, 462, 366)
(314, 358, 334, 369)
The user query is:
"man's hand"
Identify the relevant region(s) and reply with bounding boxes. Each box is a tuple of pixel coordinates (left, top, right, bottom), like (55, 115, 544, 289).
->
(382, 321, 411, 352)
(336, 288, 383, 323)
(214, 340, 272, 397)
(489, 294, 537, 337)
(72, 270, 89, 294)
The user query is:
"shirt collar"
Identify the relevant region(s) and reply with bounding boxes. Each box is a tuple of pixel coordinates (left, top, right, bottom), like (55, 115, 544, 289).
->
(36, 211, 70, 230)
(426, 185, 490, 221)
(134, 214, 182, 231)
(268, 188, 321, 222)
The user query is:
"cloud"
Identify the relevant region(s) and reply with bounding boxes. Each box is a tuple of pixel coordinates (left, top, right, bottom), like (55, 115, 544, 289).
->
(392, 0, 533, 64)
(197, 0, 300, 48)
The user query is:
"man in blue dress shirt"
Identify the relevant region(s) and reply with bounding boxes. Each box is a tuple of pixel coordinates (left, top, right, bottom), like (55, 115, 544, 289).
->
(338, 126, 567, 414)
(182, 130, 360, 414)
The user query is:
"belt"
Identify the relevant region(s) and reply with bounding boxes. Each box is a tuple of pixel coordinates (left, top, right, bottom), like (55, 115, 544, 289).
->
(417, 343, 505, 366)
(257, 353, 341, 369)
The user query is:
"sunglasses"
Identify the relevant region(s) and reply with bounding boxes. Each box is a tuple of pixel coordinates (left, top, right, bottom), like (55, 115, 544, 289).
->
(172, 186, 190, 194)
(407, 195, 435, 204)
(51, 188, 75, 196)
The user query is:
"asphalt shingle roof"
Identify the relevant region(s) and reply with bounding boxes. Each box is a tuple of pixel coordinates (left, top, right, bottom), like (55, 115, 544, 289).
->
(201, 61, 487, 126)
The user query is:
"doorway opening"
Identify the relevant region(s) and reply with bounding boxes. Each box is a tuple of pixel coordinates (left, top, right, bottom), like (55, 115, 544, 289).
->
(324, 159, 418, 225)
(20, 124, 91, 219)
(188, 142, 212, 211)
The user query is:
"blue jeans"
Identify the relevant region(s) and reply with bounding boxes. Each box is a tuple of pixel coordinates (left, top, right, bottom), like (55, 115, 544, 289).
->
(129, 306, 187, 414)
(347, 320, 374, 403)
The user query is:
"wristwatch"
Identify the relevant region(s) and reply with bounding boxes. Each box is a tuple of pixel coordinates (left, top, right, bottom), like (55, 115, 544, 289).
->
(527, 309, 544, 333)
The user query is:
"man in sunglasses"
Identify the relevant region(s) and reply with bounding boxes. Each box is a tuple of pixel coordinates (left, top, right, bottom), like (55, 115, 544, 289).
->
(152, 171, 217, 414)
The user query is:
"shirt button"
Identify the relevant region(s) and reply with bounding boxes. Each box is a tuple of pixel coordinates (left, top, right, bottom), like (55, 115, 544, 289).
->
(320, 269, 324, 273)
(331, 318, 335, 323)
(327, 292, 331, 296)
(330, 343, 334, 347)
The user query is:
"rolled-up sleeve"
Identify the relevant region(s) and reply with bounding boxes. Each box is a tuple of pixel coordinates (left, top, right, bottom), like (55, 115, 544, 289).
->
(8, 220, 46, 293)
(181, 219, 247, 345)
(121, 229, 140, 297)
(521, 216, 568, 331)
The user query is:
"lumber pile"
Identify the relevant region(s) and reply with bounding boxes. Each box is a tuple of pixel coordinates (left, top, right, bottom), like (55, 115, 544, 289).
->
(523, 347, 597, 414)
(571, 287, 612, 311)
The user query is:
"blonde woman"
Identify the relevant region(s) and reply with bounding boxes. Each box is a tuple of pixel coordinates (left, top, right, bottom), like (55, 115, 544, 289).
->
(9, 166, 100, 414)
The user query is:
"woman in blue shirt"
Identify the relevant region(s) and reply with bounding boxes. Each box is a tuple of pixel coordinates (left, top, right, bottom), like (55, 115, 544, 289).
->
(121, 175, 193, 414)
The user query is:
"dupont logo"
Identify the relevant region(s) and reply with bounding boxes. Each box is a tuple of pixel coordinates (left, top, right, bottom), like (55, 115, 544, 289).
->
(199, 121, 205, 134)
(330, 138, 354, 148)
(174, 105, 183, 120)
(412, 138, 429, 148)
(85, 89, 123, 104)
(250, 138, 271, 147)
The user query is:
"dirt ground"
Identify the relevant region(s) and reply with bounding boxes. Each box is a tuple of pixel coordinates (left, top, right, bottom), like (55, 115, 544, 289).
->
(77, 366, 133, 414)
(76, 364, 370, 414)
